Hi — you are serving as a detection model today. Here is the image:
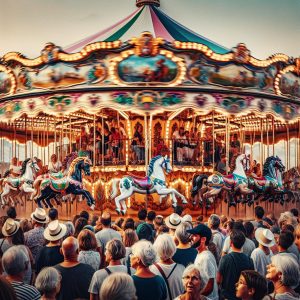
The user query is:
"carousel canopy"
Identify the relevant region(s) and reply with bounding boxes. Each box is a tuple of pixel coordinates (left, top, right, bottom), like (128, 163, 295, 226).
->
(64, 0, 229, 54)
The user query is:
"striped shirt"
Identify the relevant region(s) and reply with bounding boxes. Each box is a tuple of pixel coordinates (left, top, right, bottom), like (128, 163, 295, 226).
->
(11, 281, 40, 300)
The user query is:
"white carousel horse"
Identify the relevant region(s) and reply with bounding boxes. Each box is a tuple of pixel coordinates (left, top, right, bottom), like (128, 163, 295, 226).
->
(0, 158, 40, 208)
(203, 153, 252, 199)
(110, 155, 187, 215)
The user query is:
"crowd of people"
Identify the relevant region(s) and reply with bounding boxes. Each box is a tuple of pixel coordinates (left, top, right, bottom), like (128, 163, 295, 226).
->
(0, 205, 300, 300)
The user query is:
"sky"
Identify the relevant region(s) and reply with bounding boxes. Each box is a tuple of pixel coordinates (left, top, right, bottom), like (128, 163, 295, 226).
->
(0, 0, 299, 59)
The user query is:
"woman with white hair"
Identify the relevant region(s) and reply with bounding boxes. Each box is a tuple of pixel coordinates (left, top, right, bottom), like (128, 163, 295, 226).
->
(150, 233, 185, 300)
(35, 267, 61, 300)
(99, 272, 137, 300)
(265, 253, 300, 299)
(173, 222, 197, 267)
(174, 264, 209, 300)
(131, 240, 167, 300)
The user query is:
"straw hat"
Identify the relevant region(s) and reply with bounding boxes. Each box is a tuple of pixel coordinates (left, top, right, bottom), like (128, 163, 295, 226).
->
(31, 208, 49, 224)
(165, 213, 182, 230)
(44, 220, 67, 241)
(182, 214, 193, 223)
(2, 218, 20, 237)
(255, 227, 275, 247)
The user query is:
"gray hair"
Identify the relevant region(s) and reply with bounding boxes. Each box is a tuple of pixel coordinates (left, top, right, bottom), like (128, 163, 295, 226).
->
(175, 222, 192, 244)
(271, 254, 300, 288)
(278, 211, 298, 229)
(153, 233, 176, 261)
(99, 272, 137, 300)
(2, 245, 29, 276)
(64, 221, 75, 237)
(106, 239, 126, 260)
(35, 267, 61, 295)
(131, 240, 157, 267)
(182, 264, 205, 290)
(208, 214, 220, 229)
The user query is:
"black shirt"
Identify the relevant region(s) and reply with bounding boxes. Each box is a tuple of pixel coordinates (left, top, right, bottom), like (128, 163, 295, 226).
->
(55, 263, 94, 300)
(35, 245, 64, 274)
(219, 252, 254, 300)
(172, 247, 198, 267)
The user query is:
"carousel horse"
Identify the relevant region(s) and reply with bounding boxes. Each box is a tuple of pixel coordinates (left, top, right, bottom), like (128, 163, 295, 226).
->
(110, 155, 187, 215)
(248, 155, 286, 204)
(0, 158, 40, 208)
(202, 153, 253, 205)
(33, 156, 95, 210)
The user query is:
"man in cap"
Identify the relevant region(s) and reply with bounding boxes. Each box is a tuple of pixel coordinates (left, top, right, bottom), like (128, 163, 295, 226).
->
(25, 207, 49, 262)
(187, 224, 218, 300)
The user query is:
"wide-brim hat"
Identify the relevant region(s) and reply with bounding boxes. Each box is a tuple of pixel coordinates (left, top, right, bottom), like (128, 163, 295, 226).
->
(255, 227, 276, 247)
(31, 208, 49, 224)
(182, 214, 193, 223)
(2, 218, 20, 237)
(165, 213, 182, 230)
(44, 220, 67, 241)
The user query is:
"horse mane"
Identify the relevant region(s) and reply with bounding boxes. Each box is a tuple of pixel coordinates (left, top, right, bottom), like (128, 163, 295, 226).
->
(62, 152, 78, 170)
(262, 156, 274, 176)
(67, 157, 85, 176)
(229, 153, 240, 173)
(20, 158, 31, 175)
(147, 155, 162, 177)
(3, 170, 11, 178)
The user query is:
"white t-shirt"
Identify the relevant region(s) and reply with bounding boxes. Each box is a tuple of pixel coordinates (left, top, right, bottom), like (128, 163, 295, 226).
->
(194, 250, 218, 300)
(88, 265, 136, 295)
(250, 247, 273, 276)
(149, 262, 185, 300)
(48, 161, 62, 173)
(222, 236, 256, 257)
(95, 228, 122, 250)
(211, 230, 225, 257)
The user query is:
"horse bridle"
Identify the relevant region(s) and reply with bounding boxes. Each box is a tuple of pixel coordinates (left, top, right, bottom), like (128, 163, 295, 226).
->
(162, 157, 171, 173)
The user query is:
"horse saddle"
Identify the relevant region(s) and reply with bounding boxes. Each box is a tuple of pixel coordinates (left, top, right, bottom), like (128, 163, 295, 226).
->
(50, 177, 69, 192)
(128, 173, 153, 189)
(6, 178, 21, 189)
(251, 175, 266, 186)
(49, 172, 64, 180)
(223, 174, 235, 186)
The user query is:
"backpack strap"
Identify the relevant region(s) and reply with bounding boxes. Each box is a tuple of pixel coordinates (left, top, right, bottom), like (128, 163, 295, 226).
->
(154, 263, 177, 300)
(104, 267, 112, 275)
(126, 255, 131, 276)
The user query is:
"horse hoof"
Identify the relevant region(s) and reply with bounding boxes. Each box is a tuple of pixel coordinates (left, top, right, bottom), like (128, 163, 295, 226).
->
(115, 209, 121, 215)
(182, 199, 188, 204)
(90, 204, 95, 211)
(121, 210, 126, 216)
(172, 204, 177, 209)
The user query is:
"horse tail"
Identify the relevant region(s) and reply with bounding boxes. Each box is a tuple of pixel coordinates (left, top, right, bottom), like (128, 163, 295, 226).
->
(110, 178, 121, 199)
(191, 174, 208, 198)
(32, 175, 43, 200)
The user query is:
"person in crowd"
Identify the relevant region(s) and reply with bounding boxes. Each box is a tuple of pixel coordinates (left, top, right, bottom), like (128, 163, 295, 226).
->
(122, 217, 135, 230)
(181, 214, 193, 224)
(208, 214, 225, 259)
(253, 206, 268, 229)
(78, 229, 100, 272)
(64, 221, 75, 239)
(173, 222, 197, 267)
(290, 208, 299, 222)
(218, 230, 255, 300)
(2, 245, 40, 300)
(114, 217, 124, 229)
(174, 264, 210, 300)
(95, 212, 122, 251)
(146, 210, 156, 231)
(136, 222, 154, 242)
(73, 217, 88, 238)
(173, 127, 186, 163)
(174, 205, 184, 217)
(48, 208, 58, 222)
(35, 267, 61, 300)
(154, 215, 165, 230)
(99, 272, 137, 300)
(244, 221, 258, 247)
(9, 157, 21, 177)
(54, 236, 94, 300)
(187, 224, 218, 300)
(265, 254, 300, 299)
(135, 208, 147, 228)
(122, 229, 138, 267)
(89, 239, 135, 300)
(36, 220, 66, 274)
(48, 154, 62, 173)
(277, 230, 298, 261)
(278, 211, 298, 229)
(235, 270, 268, 300)
(25, 208, 48, 262)
(19, 218, 32, 234)
(165, 213, 182, 236)
(222, 222, 256, 257)
(294, 223, 300, 251)
(150, 233, 185, 300)
(79, 210, 90, 222)
(216, 154, 227, 175)
(250, 228, 275, 276)
(131, 240, 167, 300)
(131, 123, 145, 164)
(0, 218, 20, 255)
(0, 276, 17, 300)
(6, 207, 17, 221)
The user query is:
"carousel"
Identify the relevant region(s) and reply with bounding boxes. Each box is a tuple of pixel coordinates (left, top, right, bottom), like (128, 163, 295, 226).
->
(0, 0, 300, 217)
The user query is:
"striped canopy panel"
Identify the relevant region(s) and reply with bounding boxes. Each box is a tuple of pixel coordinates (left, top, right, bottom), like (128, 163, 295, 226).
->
(64, 5, 229, 54)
